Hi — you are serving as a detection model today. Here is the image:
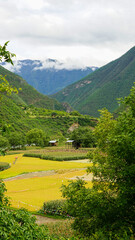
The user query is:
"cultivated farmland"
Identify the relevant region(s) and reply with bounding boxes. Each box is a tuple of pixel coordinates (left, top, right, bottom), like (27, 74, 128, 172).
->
(0, 151, 92, 211)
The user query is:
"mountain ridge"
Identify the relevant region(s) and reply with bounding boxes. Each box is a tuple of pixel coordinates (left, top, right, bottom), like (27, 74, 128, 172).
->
(52, 46, 135, 117)
(0, 65, 65, 111)
(2, 59, 98, 95)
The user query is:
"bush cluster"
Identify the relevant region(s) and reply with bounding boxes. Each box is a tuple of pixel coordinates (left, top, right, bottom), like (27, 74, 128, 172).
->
(0, 162, 10, 171)
(40, 200, 71, 217)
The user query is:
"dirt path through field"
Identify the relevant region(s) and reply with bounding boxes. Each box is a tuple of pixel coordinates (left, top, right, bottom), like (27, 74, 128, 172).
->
(34, 215, 64, 224)
(4, 169, 93, 182)
(4, 170, 55, 181)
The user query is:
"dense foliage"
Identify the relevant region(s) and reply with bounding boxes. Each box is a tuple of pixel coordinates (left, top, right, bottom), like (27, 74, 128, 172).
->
(70, 126, 96, 148)
(62, 85, 135, 239)
(41, 199, 69, 217)
(0, 98, 96, 140)
(7, 132, 26, 149)
(0, 135, 10, 151)
(26, 128, 49, 147)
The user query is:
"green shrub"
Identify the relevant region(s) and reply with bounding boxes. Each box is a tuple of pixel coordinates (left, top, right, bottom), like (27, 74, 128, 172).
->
(23, 153, 42, 158)
(0, 162, 10, 171)
(41, 199, 70, 217)
(0, 207, 50, 240)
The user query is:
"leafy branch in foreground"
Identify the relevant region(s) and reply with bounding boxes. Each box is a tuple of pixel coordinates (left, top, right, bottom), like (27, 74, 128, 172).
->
(0, 41, 16, 65)
(0, 75, 18, 97)
(0, 42, 18, 99)
(61, 84, 135, 239)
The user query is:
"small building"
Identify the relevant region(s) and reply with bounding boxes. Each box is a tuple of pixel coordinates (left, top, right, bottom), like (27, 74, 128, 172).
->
(65, 140, 74, 149)
(49, 140, 58, 146)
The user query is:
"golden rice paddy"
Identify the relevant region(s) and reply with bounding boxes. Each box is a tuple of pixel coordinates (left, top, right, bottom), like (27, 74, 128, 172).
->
(0, 154, 92, 211)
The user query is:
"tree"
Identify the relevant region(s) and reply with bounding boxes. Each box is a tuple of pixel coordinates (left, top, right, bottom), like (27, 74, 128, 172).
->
(62, 85, 135, 239)
(0, 135, 10, 152)
(70, 126, 96, 149)
(8, 132, 26, 149)
(0, 42, 18, 99)
(26, 128, 49, 147)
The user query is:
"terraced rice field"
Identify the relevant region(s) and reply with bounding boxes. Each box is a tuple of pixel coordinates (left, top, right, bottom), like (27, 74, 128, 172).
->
(0, 153, 92, 211)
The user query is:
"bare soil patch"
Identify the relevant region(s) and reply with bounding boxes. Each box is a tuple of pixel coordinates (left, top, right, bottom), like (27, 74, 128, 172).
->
(34, 215, 64, 224)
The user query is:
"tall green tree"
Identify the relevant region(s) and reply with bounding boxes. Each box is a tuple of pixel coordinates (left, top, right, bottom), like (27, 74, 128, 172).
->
(26, 128, 49, 147)
(62, 85, 135, 239)
(70, 126, 96, 148)
(8, 132, 26, 149)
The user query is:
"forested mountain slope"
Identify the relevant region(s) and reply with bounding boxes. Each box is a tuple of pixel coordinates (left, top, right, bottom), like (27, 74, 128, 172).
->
(0, 65, 64, 111)
(0, 65, 96, 138)
(52, 46, 135, 116)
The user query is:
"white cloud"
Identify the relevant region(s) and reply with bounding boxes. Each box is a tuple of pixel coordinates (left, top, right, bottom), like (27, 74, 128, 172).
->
(0, 0, 135, 67)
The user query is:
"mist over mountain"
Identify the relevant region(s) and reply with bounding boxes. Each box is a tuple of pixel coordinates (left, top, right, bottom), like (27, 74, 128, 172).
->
(2, 59, 98, 95)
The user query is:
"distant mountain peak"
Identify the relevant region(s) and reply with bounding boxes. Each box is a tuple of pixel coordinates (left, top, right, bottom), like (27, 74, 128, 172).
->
(1, 59, 98, 95)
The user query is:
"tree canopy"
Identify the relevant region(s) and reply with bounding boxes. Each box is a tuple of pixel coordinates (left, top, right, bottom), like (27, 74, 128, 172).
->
(62, 84, 135, 239)
(70, 126, 96, 148)
(26, 128, 49, 147)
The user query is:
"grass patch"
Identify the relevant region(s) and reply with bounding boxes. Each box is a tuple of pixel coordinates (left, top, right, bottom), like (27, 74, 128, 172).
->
(45, 220, 74, 239)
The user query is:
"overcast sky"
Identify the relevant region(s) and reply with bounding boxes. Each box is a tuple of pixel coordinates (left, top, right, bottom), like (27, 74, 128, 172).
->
(0, 0, 135, 68)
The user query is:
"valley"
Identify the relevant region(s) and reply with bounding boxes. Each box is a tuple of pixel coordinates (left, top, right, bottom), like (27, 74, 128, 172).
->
(0, 42, 134, 239)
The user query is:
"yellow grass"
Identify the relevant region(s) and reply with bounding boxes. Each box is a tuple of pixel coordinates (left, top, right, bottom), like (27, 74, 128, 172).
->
(0, 154, 91, 179)
(0, 154, 92, 211)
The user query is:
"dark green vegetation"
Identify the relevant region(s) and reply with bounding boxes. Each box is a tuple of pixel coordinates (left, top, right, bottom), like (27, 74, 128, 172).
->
(61, 85, 135, 239)
(2, 59, 98, 95)
(41, 199, 68, 217)
(53, 46, 135, 117)
(0, 98, 96, 143)
(0, 162, 10, 171)
(70, 126, 96, 148)
(0, 135, 10, 150)
(26, 128, 49, 147)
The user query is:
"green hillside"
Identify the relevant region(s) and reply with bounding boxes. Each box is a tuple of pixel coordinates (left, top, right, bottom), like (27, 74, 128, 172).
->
(0, 65, 64, 111)
(52, 46, 135, 116)
(0, 95, 96, 138)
